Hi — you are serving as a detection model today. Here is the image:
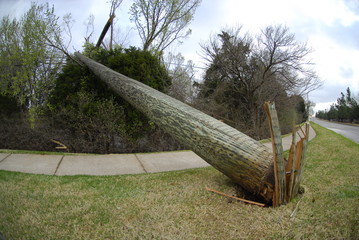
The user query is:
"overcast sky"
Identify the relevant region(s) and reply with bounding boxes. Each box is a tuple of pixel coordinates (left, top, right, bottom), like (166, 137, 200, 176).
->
(1, 0, 358, 112)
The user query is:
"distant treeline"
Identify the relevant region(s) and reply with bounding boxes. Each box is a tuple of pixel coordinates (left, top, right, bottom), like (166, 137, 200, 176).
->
(316, 88, 359, 123)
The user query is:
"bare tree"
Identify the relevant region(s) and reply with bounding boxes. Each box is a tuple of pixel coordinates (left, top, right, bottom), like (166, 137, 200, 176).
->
(165, 52, 195, 103)
(35, 5, 79, 64)
(84, 14, 95, 44)
(95, 0, 123, 49)
(257, 25, 322, 96)
(198, 25, 322, 138)
(110, 26, 131, 47)
(130, 0, 201, 53)
(108, 0, 123, 50)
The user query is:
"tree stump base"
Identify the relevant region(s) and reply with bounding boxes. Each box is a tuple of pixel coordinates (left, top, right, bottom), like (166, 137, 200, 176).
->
(264, 102, 309, 207)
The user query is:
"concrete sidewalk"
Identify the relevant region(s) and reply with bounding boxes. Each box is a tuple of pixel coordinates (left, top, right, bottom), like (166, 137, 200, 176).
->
(0, 125, 315, 176)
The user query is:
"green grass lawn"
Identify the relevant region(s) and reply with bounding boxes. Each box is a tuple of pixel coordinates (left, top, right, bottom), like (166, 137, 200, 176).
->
(0, 123, 358, 239)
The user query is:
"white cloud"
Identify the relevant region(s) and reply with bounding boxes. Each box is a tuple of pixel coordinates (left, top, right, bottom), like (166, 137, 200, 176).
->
(293, 0, 359, 26)
(218, 0, 359, 37)
(0, 0, 31, 20)
(309, 35, 359, 89)
(313, 101, 335, 113)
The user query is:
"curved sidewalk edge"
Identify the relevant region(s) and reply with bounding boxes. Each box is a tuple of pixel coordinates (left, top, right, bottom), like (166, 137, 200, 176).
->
(0, 125, 316, 176)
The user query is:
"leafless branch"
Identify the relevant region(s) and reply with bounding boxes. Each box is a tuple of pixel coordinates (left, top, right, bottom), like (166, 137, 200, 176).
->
(130, 0, 201, 53)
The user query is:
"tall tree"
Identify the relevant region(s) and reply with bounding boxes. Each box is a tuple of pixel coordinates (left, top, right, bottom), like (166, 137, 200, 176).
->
(198, 25, 321, 138)
(0, 3, 69, 108)
(336, 87, 359, 121)
(316, 87, 359, 122)
(336, 92, 350, 121)
(257, 25, 321, 95)
(95, 0, 123, 50)
(130, 0, 201, 53)
(84, 14, 95, 44)
(165, 52, 195, 102)
(108, 0, 123, 50)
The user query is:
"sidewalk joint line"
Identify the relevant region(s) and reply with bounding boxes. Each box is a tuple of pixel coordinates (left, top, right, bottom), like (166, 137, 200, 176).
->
(134, 154, 147, 173)
(54, 155, 65, 176)
(0, 153, 11, 163)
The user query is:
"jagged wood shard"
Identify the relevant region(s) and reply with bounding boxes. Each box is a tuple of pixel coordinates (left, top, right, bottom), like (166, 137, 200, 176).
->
(75, 52, 275, 202)
(264, 102, 286, 206)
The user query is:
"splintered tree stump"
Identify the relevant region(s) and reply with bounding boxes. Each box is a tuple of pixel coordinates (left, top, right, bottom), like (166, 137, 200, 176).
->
(264, 102, 286, 206)
(74, 53, 309, 204)
(264, 101, 310, 206)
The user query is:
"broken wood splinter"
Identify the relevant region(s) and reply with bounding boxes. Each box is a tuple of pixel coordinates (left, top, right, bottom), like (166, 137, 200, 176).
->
(205, 187, 266, 207)
(51, 139, 68, 150)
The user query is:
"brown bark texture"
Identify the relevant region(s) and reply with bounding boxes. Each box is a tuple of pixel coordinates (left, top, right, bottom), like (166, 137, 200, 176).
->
(95, 15, 115, 49)
(75, 52, 275, 202)
(264, 102, 286, 206)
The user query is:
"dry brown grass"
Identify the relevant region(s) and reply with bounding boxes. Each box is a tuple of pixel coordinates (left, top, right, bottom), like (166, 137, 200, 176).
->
(0, 123, 358, 239)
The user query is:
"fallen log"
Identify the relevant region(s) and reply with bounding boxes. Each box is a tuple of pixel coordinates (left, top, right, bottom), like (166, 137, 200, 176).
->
(75, 52, 275, 203)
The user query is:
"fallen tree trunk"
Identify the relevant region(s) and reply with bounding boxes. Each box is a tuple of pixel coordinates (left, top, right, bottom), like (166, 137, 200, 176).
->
(75, 52, 275, 203)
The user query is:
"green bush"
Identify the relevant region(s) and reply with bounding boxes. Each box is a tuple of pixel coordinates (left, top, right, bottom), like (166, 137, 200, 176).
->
(45, 45, 176, 153)
(48, 91, 127, 153)
(50, 45, 170, 136)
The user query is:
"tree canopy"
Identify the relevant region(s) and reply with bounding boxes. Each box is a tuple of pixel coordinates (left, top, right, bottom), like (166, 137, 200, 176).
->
(196, 25, 319, 138)
(130, 0, 201, 53)
(316, 87, 359, 122)
(0, 3, 73, 109)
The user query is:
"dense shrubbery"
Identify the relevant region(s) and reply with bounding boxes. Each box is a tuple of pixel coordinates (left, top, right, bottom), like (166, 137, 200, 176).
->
(1, 45, 185, 153)
(316, 88, 359, 123)
(0, 113, 54, 151)
(49, 45, 171, 137)
(44, 45, 184, 153)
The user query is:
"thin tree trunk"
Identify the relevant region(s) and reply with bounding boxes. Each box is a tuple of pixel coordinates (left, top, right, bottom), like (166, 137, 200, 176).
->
(109, 18, 114, 50)
(96, 15, 115, 49)
(75, 52, 275, 203)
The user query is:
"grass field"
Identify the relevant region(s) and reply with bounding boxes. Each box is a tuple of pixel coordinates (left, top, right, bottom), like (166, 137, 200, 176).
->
(0, 123, 358, 239)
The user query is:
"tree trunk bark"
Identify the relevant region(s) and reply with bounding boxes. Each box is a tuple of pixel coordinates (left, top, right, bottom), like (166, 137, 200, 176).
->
(96, 15, 115, 49)
(75, 52, 275, 203)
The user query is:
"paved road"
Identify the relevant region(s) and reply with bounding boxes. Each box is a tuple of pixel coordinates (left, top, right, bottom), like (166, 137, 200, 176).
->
(311, 118, 359, 143)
